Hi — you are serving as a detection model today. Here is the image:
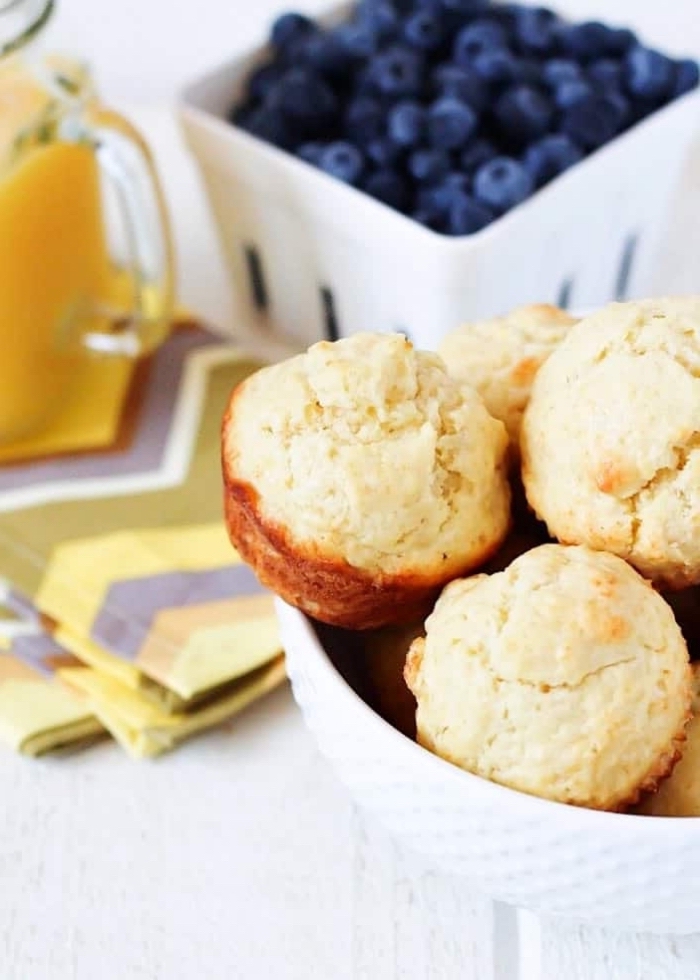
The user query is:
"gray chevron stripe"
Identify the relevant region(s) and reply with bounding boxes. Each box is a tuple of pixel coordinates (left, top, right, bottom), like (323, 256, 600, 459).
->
(91, 564, 265, 660)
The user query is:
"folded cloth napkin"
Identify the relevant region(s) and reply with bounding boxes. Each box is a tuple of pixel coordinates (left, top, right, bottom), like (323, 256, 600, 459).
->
(0, 585, 285, 757)
(59, 655, 286, 758)
(0, 320, 286, 756)
(0, 587, 104, 755)
(37, 524, 282, 707)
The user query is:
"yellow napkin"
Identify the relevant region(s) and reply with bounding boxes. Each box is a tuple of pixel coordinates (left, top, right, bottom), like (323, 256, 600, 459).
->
(0, 657, 103, 755)
(37, 523, 282, 705)
(0, 594, 104, 755)
(0, 586, 286, 758)
(60, 655, 286, 758)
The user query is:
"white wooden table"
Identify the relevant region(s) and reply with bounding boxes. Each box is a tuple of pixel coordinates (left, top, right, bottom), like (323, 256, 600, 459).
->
(4, 0, 700, 972)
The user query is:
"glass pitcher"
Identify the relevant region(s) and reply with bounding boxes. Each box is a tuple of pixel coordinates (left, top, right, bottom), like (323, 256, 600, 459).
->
(0, 0, 174, 445)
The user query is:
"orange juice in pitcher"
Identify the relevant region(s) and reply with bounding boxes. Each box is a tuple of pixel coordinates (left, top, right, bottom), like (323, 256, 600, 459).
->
(0, 1, 174, 445)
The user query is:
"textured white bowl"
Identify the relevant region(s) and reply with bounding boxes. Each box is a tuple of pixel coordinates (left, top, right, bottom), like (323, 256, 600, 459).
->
(276, 598, 700, 935)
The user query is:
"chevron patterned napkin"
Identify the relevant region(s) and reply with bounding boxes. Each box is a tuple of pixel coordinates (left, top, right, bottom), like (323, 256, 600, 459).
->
(0, 587, 104, 755)
(59, 655, 286, 758)
(0, 321, 286, 757)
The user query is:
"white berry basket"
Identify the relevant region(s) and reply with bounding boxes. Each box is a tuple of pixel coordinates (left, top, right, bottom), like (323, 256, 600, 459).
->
(178, 5, 700, 356)
(275, 599, 700, 935)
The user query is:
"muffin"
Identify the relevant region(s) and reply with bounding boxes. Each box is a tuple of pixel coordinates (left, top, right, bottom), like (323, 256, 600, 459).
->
(359, 620, 423, 739)
(438, 304, 577, 450)
(638, 664, 700, 817)
(522, 296, 700, 589)
(222, 332, 510, 629)
(405, 544, 691, 811)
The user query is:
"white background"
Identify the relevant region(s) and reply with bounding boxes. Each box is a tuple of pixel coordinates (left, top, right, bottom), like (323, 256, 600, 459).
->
(3, 3, 700, 979)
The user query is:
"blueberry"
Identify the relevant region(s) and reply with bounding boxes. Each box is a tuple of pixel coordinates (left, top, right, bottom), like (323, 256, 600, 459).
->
(460, 138, 496, 172)
(560, 92, 627, 149)
(417, 183, 449, 214)
(319, 141, 365, 184)
(514, 58, 544, 87)
(473, 49, 519, 84)
(514, 7, 561, 56)
(357, 0, 400, 42)
(494, 85, 554, 147)
(473, 156, 533, 212)
(344, 97, 384, 143)
(439, 0, 490, 14)
(428, 96, 478, 149)
(442, 171, 472, 192)
(448, 192, 495, 234)
(230, 103, 257, 128)
(606, 90, 631, 127)
(408, 147, 451, 182)
(561, 22, 615, 62)
(628, 96, 661, 126)
(371, 46, 424, 97)
(269, 69, 338, 138)
(246, 62, 284, 103)
(363, 170, 410, 210)
(240, 106, 294, 149)
(301, 32, 355, 78)
(542, 58, 582, 88)
(352, 66, 380, 97)
(411, 207, 446, 232)
(388, 100, 428, 147)
(673, 59, 700, 98)
(606, 28, 637, 55)
(554, 79, 593, 109)
(432, 65, 489, 112)
(418, 171, 471, 214)
(336, 22, 379, 59)
(453, 20, 508, 66)
(404, 9, 444, 51)
(367, 136, 404, 167)
(587, 58, 624, 89)
(625, 46, 675, 100)
(488, 3, 523, 28)
(296, 141, 325, 165)
(523, 134, 583, 186)
(270, 12, 317, 52)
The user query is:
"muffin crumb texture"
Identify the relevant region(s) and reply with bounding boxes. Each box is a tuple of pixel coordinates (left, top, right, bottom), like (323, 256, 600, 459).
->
(405, 544, 691, 811)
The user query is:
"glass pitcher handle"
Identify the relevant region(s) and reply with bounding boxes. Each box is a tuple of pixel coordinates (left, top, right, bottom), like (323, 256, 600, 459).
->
(61, 104, 175, 357)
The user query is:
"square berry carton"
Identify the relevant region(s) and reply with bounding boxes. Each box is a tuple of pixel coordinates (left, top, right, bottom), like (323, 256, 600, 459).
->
(178, 2, 700, 355)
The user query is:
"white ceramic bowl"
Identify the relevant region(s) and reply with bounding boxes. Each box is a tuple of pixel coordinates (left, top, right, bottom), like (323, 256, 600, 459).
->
(178, 1, 700, 357)
(276, 598, 700, 935)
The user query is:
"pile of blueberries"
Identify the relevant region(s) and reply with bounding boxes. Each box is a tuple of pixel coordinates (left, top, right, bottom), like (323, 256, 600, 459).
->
(230, 1, 699, 236)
